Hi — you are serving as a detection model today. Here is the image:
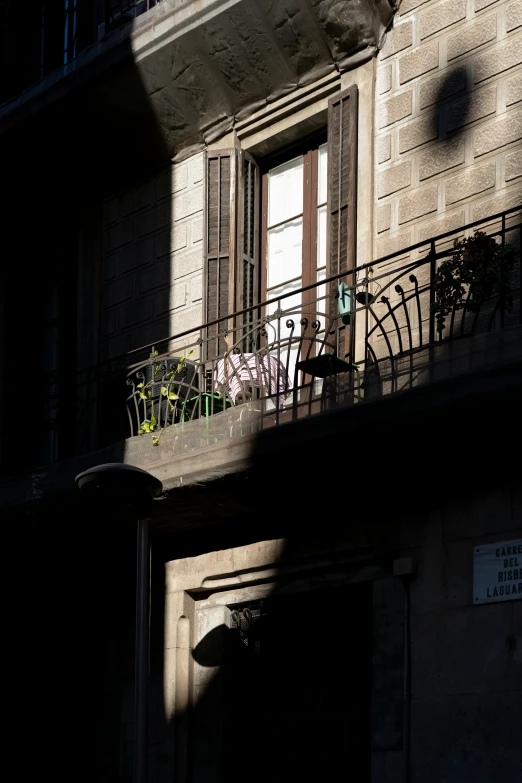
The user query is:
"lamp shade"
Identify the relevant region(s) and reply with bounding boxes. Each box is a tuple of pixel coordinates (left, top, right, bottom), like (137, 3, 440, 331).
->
(75, 463, 163, 516)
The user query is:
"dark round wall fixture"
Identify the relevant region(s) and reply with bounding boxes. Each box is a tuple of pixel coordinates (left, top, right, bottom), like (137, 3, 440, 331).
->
(75, 462, 163, 516)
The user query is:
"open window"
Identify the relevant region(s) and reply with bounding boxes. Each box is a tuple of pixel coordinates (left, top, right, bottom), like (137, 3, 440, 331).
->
(204, 84, 358, 371)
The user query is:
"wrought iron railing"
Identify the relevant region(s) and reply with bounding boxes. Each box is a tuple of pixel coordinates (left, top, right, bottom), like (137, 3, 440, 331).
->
(122, 205, 521, 439)
(9, 206, 521, 470)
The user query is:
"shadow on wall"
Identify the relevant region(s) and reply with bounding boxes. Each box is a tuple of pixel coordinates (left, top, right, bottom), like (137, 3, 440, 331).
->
(157, 370, 522, 783)
(0, 5, 174, 783)
(427, 65, 476, 160)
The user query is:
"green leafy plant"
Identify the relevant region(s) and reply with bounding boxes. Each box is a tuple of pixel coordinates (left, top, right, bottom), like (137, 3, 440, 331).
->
(431, 231, 517, 334)
(135, 348, 194, 445)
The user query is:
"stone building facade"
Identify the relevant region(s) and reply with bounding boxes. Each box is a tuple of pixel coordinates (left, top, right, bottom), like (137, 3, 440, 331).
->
(0, 1, 520, 782)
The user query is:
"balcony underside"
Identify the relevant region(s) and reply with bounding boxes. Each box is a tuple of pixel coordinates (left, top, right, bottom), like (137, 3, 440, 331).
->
(0, 0, 393, 159)
(2, 345, 522, 543)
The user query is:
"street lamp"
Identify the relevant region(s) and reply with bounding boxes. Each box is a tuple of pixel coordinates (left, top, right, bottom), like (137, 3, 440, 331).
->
(75, 463, 163, 783)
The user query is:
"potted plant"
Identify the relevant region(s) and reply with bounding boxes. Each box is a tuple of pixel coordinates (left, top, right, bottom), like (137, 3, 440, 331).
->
(133, 349, 194, 446)
(431, 231, 517, 334)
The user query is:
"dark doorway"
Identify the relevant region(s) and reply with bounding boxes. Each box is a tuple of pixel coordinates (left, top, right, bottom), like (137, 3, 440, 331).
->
(225, 583, 372, 782)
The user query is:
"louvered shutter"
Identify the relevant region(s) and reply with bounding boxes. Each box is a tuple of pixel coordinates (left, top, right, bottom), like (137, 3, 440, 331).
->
(205, 150, 237, 360)
(205, 149, 260, 359)
(328, 85, 358, 277)
(327, 85, 358, 359)
(237, 151, 260, 351)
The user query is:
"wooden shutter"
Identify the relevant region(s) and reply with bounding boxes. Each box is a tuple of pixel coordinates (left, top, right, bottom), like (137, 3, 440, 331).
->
(237, 151, 260, 350)
(327, 85, 358, 277)
(205, 149, 260, 359)
(205, 150, 237, 360)
(327, 85, 358, 361)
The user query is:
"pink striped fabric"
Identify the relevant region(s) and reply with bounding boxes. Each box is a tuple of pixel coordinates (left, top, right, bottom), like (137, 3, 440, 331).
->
(213, 353, 290, 404)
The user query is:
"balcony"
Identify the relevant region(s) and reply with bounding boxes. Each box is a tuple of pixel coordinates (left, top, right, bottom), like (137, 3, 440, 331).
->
(15, 206, 517, 478)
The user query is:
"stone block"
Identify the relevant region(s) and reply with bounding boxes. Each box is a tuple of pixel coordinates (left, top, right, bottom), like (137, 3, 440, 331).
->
(378, 134, 392, 164)
(399, 112, 438, 153)
(377, 161, 412, 198)
(133, 317, 170, 354)
(137, 260, 170, 295)
(190, 153, 204, 185)
(104, 219, 133, 252)
(448, 15, 497, 61)
(154, 230, 171, 259)
(506, 0, 522, 32)
(164, 591, 185, 649)
(419, 136, 465, 180)
(505, 148, 522, 181)
(190, 273, 203, 303)
(398, 185, 438, 223)
(420, 65, 467, 109)
(119, 181, 153, 217)
(377, 203, 392, 233)
(172, 222, 188, 252)
(420, 0, 466, 40)
(103, 254, 118, 281)
(446, 84, 497, 132)
(120, 238, 153, 274)
(379, 91, 413, 128)
(172, 185, 203, 222)
(400, 0, 429, 12)
(104, 276, 134, 308)
(170, 303, 204, 336)
(103, 308, 118, 337)
(376, 230, 413, 259)
(380, 21, 412, 60)
(378, 64, 392, 95)
(173, 284, 188, 310)
(154, 285, 188, 317)
(473, 109, 522, 156)
(471, 183, 522, 219)
(191, 214, 204, 243)
(445, 161, 496, 204)
(172, 247, 204, 279)
(172, 162, 189, 193)
(474, 34, 522, 83)
(506, 72, 522, 106)
(156, 165, 174, 201)
(399, 42, 438, 85)
(135, 203, 169, 237)
(475, 0, 498, 10)
(416, 209, 465, 242)
(119, 297, 152, 330)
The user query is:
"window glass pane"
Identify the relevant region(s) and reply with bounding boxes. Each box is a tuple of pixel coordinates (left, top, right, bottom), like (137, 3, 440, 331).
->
(267, 217, 303, 290)
(267, 278, 302, 315)
(316, 204, 327, 270)
(318, 144, 328, 205)
(268, 156, 303, 226)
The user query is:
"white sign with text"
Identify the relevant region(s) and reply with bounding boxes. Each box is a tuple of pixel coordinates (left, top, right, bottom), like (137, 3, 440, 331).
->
(473, 539, 522, 604)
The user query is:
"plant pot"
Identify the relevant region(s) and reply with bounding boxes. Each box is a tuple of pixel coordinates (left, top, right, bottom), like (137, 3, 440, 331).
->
(355, 291, 376, 305)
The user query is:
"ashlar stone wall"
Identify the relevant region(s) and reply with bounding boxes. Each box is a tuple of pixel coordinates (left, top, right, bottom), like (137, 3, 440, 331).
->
(101, 152, 205, 361)
(375, 0, 522, 258)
